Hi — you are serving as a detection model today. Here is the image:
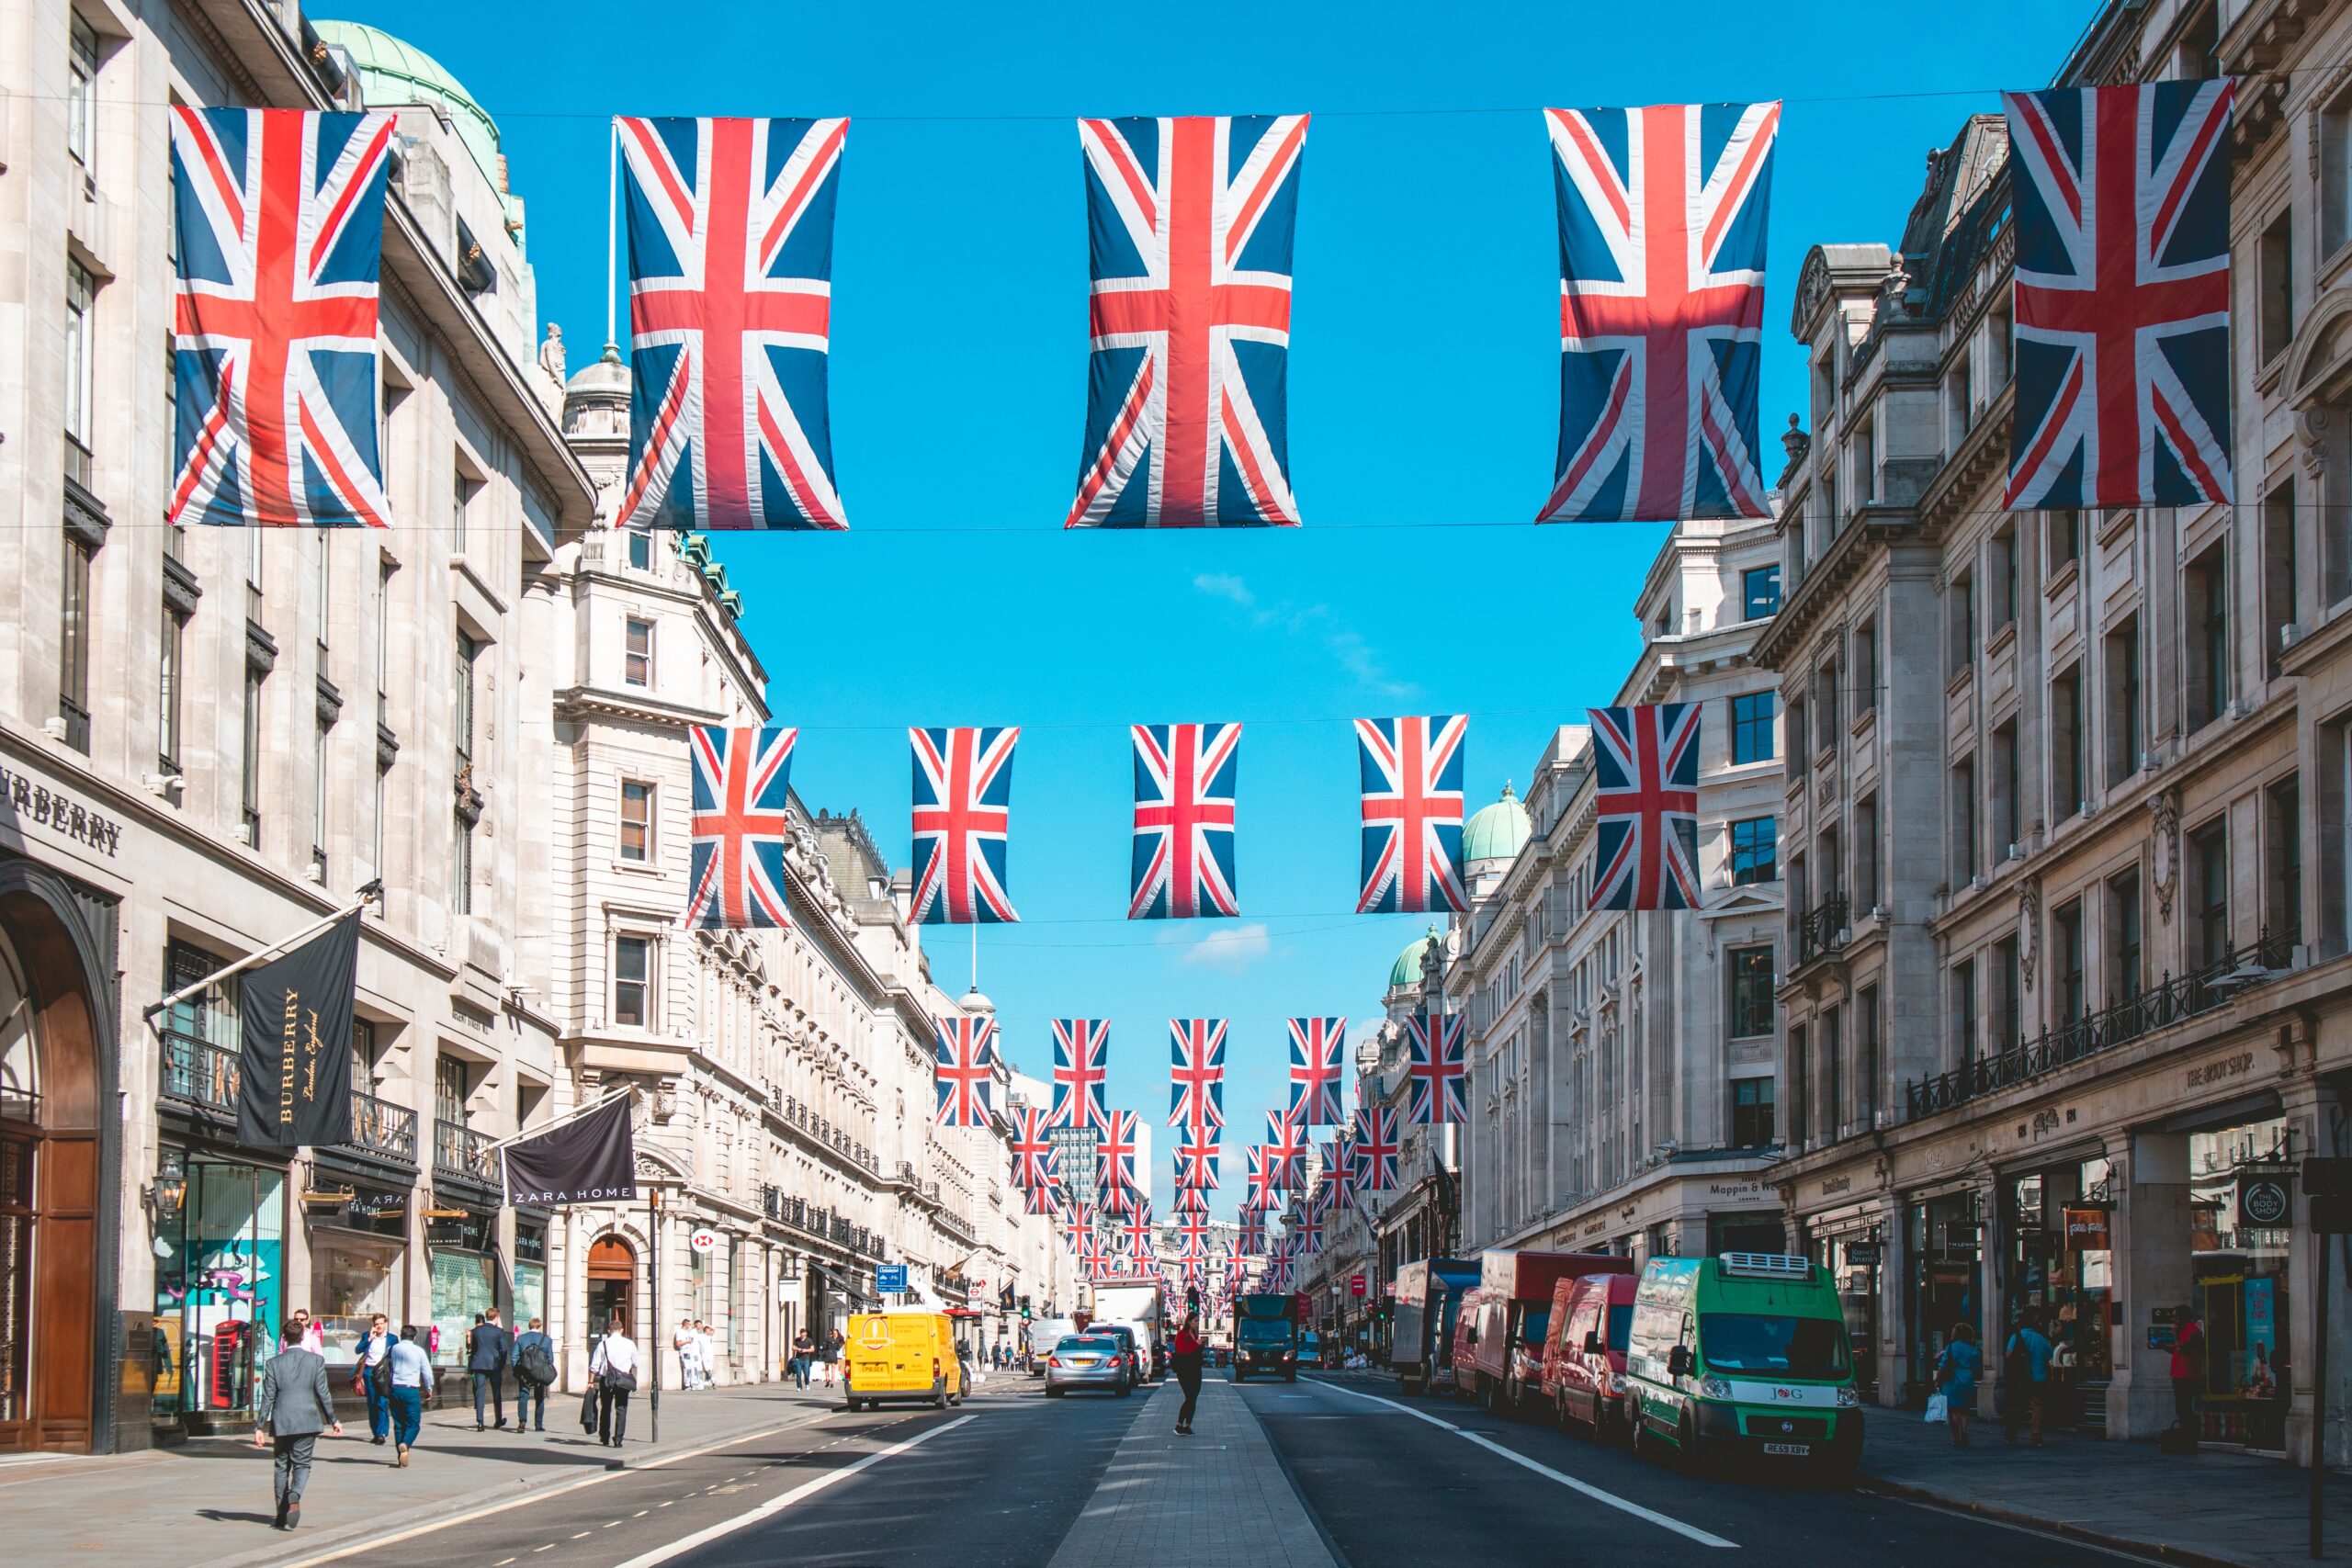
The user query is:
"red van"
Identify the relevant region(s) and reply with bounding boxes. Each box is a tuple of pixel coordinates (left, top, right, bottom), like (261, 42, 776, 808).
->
(1448, 1289, 1489, 1401)
(1463, 1251, 1634, 1416)
(1540, 1272, 1639, 1442)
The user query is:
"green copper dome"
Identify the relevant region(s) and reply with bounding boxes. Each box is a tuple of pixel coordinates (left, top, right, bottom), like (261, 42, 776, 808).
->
(1388, 927, 1440, 989)
(312, 21, 502, 190)
(1463, 781, 1531, 865)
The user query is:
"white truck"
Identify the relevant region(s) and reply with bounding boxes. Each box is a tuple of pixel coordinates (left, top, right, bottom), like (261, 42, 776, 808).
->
(1087, 1282, 1165, 1380)
(1027, 1316, 1080, 1375)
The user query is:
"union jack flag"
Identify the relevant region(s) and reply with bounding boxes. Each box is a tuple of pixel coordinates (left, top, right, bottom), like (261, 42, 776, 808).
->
(1536, 102, 1779, 524)
(910, 727, 1020, 925)
(1293, 1208, 1324, 1253)
(1168, 1019, 1227, 1131)
(616, 116, 847, 530)
(1023, 1180, 1059, 1216)
(1320, 1141, 1357, 1212)
(1265, 1109, 1306, 1190)
(1068, 115, 1309, 529)
(1588, 704, 1702, 910)
(2003, 82, 2236, 509)
(168, 107, 396, 528)
(932, 1014, 995, 1127)
(1101, 1178, 1142, 1218)
(1174, 1122, 1221, 1190)
(1244, 1146, 1279, 1213)
(1286, 1016, 1347, 1126)
(1173, 1208, 1212, 1258)
(685, 726, 797, 929)
(1050, 1019, 1111, 1132)
(1095, 1109, 1139, 1194)
(1355, 717, 1468, 915)
(1237, 1213, 1266, 1256)
(1173, 1182, 1210, 1214)
(1079, 1234, 1108, 1276)
(1129, 724, 1241, 919)
(1406, 1009, 1469, 1124)
(1061, 1204, 1095, 1255)
(1119, 1203, 1155, 1258)
(1350, 1105, 1400, 1193)
(1010, 1106, 1058, 1190)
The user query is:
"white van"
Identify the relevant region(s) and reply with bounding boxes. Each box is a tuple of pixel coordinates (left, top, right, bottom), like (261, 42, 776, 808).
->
(1028, 1317, 1079, 1375)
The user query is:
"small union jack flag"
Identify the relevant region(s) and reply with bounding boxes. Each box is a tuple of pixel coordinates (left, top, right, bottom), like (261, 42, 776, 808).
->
(1174, 1183, 1210, 1215)
(1168, 1019, 1227, 1131)
(1119, 1203, 1155, 1258)
(1351, 1105, 1400, 1192)
(1265, 1109, 1306, 1190)
(616, 116, 848, 530)
(1129, 724, 1241, 919)
(1588, 704, 1701, 910)
(1101, 1177, 1142, 1218)
(1356, 717, 1468, 914)
(685, 726, 797, 929)
(1244, 1146, 1279, 1213)
(910, 727, 1020, 925)
(1010, 1106, 1058, 1190)
(1068, 116, 1309, 529)
(933, 1014, 995, 1127)
(1406, 1009, 1469, 1124)
(1174, 1207, 1212, 1258)
(1050, 1019, 1111, 1132)
(1321, 1141, 1357, 1212)
(1023, 1180, 1058, 1216)
(1095, 1109, 1139, 1194)
(1536, 102, 1780, 524)
(168, 107, 397, 528)
(2004, 82, 2236, 509)
(1061, 1204, 1095, 1256)
(1286, 1017, 1347, 1127)
(1293, 1208, 1324, 1253)
(1174, 1122, 1221, 1190)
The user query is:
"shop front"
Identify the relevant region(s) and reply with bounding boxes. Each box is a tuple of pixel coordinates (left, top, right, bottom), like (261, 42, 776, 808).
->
(1998, 1152, 2115, 1434)
(424, 1202, 502, 1368)
(2183, 1112, 2295, 1450)
(302, 1175, 412, 1405)
(1802, 1201, 1889, 1405)
(514, 1219, 548, 1329)
(151, 1148, 288, 1436)
(1906, 1187, 1984, 1409)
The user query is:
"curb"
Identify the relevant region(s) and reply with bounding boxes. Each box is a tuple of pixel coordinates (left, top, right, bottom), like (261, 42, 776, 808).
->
(1855, 1472, 2256, 1568)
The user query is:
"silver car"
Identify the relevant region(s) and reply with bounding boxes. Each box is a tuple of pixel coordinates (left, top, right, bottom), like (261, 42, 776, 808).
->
(1044, 1334, 1131, 1397)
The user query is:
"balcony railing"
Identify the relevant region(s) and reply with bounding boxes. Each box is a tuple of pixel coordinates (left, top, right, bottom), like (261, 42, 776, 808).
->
(1905, 931, 2295, 1122)
(160, 1028, 239, 1119)
(434, 1118, 499, 1184)
(1793, 894, 1849, 968)
(348, 1091, 417, 1165)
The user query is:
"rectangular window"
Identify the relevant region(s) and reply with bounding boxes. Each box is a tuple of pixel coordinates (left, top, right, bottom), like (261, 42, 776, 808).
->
(2265, 479, 2300, 676)
(1787, 1022, 1809, 1146)
(615, 935, 652, 1029)
(376, 560, 392, 724)
(1728, 945, 1774, 1038)
(1953, 958, 1978, 1062)
(1825, 1005, 1845, 1140)
(2055, 899, 2085, 1024)
(624, 618, 652, 687)
(434, 1055, 468, 1125)
(2048, 508, 2081, 574)
(159, 606, 186, 774)
(1949, 569, 1975, 673)
(453, 470, 479, 554)
(59, 532, 93, 751)
(2187, 542, 2230, 730)
(1949, 359, 1974, 443)
(1812, 660, 1838, 751)
(373, 760, 388, 888)
(1742, 565, 1781, 620)
(1992, 721, 2019, 855)
(64, 259, 96, 482)
(1729, 816, 1777, 886)
(1855, 794, 1879, 909)
(2259, 207, 2295, 365)
(2268, 773, 2303, 949)
(620, 780, 653, 863)
(2052, 663, 2085, 818)
(2106, 615, 2143, 782)
(454, 633, 478, 766)
(1859, 986, 1881, 1130)
(2327, 89, 2352, 256)
(1730, 1076, 1774, 1148)
(312, 720, 331, 881)
(1992, 524, 2019, 631)
(67, 15, 97, 171)
(1852, 620, 1877, 716)
(1995, 936, 2022, 1051)
(628, 529, 652, 570)
(2191, 817, 2230, 966)
(1952, 755, 1978, 884)
(2109, 867, 2143, 1002)
(1730, 691, 1777, 764)
(1990, 294, 2014, 386)
(242, 666, 264, 844)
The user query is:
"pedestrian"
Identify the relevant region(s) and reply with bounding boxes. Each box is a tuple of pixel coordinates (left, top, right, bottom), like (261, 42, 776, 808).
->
(1170, 1308, 1205, 1436)
(791, 1328, 815, 1389)
(254, 1316, 342, 1530)
(2004, 1311, 2052, 1447)
(695, 1320, 717, 1386)
(385, 1324, 433, 1467)
(513, 1316, 555, 1433)
(1933, 1322, 1980, 1448)
(2171, 1303, 2206, 1450)
(353, 1314, 395, 1446)
(290, 1306, 326, 1357)
(673, 1318, 700, 1391)
(590, 1313, 639, 1449)
(468, 1306, 513, 1429)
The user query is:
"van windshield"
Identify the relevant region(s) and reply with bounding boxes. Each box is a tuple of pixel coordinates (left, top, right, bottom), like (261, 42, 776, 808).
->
(1700, 1314, 1850, 1377)
(1606, 1305, 1634, 1349)
(1238, 1319, 1291, 1346)
(1518, 1305, 1551, 1347)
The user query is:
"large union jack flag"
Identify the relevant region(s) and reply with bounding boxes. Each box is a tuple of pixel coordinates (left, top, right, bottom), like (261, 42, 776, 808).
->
(1130, 723, 1242, 919)
(1351, 1106, 1400, 1193)
(1536, 103, 1780, 525)
(1050, 1019, 1110, 1132)
(933, 1014, 996, 1127)
(910, 727, 1020, 925)
(2003, 82, 2235, 510)
(1068, 115, 1309, 529)
(1168, 1019, 1227, 1131)
(685, 726, 797, 929)
(1265, 1109, 1306, 1190)
(1174, 1122, 1221, 1190)
(616, 117, 847, 531)
(1119, 1202, 1156, 1259)
(1286, 1016, 1347, 1127)
(168, 107, 395, 529)
(1095, 1109, 1139, 1194)
(1061, 1204, 1096, 1256)
(1588, 703, 1702, 910)
(1010, 1106, 1058, 1190)
(1406, 1009, 1469, 1124)
(1356, 717, 1468, 914)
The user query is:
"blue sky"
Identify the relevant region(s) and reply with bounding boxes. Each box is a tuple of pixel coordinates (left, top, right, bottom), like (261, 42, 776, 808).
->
(341, 0, 2096, 1218)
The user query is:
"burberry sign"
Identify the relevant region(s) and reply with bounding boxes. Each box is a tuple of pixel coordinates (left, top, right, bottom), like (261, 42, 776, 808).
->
(0, 763, 122, 856)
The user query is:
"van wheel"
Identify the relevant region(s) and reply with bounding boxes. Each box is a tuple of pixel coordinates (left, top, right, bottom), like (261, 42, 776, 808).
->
(1555, 1389, 1574, 1431)
(1678, 1411, 1705, 1474)
(1478, 1377, 1496, 1413)
(934, 1391, 948, 1410)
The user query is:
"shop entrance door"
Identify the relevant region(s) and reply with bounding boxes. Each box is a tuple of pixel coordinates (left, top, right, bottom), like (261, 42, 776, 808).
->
(586, 1236, 635, 1338)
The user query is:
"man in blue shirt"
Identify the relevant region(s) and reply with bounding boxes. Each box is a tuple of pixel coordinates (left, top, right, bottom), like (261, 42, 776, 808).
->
(2005, 1309, 2053, 1447)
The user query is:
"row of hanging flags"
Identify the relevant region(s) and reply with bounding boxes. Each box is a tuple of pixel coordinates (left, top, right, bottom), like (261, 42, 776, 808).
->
(937, 1010, 1467, 1287)
(167, 82, 2237, 532)
(688, 705, 1700, 929)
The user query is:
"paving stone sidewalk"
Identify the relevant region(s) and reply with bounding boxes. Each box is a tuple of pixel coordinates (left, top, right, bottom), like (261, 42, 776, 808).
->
(1046, 1378, 1335, 1568)
(1860, 1406, 2352, 1568)
(0, 1381, 843, 1568)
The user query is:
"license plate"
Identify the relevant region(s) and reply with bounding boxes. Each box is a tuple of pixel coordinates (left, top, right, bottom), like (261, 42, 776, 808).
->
(1761, 1441, 1811, 1457)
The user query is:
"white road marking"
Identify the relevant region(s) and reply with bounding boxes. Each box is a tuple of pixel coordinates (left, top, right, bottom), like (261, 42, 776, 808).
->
(606, 1416, 976, 1568)
(1300, 1378, 1737, 1550)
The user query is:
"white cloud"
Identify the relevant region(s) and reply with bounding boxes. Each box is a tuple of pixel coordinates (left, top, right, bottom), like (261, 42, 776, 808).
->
(1193, 572, 1256, 608)
(1190, 575, 1416, 700)
(1176, 921, 1272, 973)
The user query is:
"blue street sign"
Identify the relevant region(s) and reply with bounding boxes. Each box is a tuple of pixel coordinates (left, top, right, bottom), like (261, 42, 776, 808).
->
(876, 1263, 908, 1294)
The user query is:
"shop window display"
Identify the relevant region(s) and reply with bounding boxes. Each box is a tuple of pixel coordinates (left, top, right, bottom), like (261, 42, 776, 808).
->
(2188, 1117, 2293, 1449)
(427, 1210, 498, 1365)
(1907, 1190, 1981, 1405)
(2002, 1158, 2113, 1433)
(152, 1157, 286, 1431)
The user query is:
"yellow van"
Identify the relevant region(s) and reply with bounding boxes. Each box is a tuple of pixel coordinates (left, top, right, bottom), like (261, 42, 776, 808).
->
(842, 1312, 965, 1412)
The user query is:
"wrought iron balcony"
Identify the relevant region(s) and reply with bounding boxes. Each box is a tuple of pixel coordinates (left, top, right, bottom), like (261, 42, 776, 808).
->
(159, 1029, 239, 1120)
(1793, 895, 1850, 967)
(433, 1118, 499, 1184)
(346, 1090, 417, 1165)
(1905, 931, 2294, 1122)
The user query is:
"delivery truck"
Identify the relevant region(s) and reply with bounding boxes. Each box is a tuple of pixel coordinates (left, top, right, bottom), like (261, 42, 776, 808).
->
(1390, 1257, 1481, 1396)
(1087, 1281, 1165, 1381)
(1462, 1249, 1634, 1416)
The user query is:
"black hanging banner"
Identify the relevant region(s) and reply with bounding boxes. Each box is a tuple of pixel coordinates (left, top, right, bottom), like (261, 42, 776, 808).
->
(502, 1091, 639, 1206)
(235, 910, 360, 1148)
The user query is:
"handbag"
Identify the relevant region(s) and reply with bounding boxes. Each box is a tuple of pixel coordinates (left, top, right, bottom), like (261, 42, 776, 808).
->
(1924, 1393, 1950, 1423)
(601, 1365, 639, 1393)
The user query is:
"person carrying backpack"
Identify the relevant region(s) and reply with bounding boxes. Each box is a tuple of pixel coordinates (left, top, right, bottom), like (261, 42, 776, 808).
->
(513, 1318, 557, 1433)
(2004, 1310, 2052, 1447)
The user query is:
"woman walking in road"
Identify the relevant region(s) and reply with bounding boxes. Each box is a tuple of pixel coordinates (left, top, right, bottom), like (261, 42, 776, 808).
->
(1170, 1308, 1205, 1436)
(1936, 1322, 1981, 1448)
(590, 1313, 640, 1449)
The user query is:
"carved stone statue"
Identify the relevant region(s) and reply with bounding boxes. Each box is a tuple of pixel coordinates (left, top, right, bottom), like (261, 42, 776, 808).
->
(538, 321, 566, 382)
(2150, 789, 2181, 924)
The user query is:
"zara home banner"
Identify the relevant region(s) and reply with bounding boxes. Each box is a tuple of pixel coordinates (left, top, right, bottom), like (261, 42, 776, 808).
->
(502, 1091, 640, 1207)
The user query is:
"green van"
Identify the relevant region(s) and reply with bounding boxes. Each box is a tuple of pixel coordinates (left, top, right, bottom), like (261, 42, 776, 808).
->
(1624, 1253, 1861, 1474)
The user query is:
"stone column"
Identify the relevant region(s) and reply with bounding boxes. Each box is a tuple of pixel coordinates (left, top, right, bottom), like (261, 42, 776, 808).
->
(1873, 1192, 1905, 1408)
(2109, 1131, 2194, 1440)
(2278, 1073, 2344, 1467)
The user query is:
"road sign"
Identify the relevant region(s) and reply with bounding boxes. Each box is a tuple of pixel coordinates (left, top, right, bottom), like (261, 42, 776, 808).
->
(687, 1226, 720, 1255)
(1350, 1273, 1366, 1297)
(876, 1263, 908, 1294)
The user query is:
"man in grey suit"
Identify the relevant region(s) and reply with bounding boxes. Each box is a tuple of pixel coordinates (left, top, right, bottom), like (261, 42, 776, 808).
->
(255, 1317, 343, 1529)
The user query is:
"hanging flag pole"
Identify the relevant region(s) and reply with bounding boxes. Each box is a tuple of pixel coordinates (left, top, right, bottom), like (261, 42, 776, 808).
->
(484, 1084, 633, 1155)
(141, 882, 382, 1021)
(605, 117, 618, 350)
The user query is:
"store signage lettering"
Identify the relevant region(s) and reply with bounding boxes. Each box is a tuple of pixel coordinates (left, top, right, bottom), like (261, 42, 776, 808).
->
(2063, 1206, 2110, 1250)
(1582, 1216, 1608, 1237)
(1820, 1175, 1851, 1196)
(2185, 1051, 2255, 1090)
(1707, 1181, 1763, 1201)
(2030, 1108, 2064, 1138)
(0, 764, 122, 856)
(2238, 1172, 2293, 1229)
